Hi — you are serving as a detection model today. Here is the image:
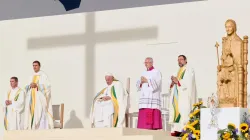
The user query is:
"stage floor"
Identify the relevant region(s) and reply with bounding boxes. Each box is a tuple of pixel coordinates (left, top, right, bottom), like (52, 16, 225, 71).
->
(4, 128, 178, 140)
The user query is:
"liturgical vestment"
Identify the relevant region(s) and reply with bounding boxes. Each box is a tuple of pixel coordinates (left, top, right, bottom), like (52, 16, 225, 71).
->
(23, 71, 54, 130)
(90, 80, 128, 128)
(169, 65, 197, 132)
(136, 67, 162, 130)
(3, 87, 25, 130)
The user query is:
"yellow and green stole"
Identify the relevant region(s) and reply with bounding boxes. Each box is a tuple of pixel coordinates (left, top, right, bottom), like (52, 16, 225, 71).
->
(92, 85, 119, 127)
(172, 66, 186, 123)
(4, 88, 22, 130)
(30, 75, 39, 128)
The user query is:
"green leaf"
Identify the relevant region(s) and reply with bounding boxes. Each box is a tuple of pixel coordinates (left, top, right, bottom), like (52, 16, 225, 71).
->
(192, 107, 197, 113)
(228, 125, 235, 130)
(217, 130, 224, 134)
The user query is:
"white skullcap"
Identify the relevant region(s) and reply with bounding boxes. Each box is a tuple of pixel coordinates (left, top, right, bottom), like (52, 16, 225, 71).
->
(105, 72, 114, 77)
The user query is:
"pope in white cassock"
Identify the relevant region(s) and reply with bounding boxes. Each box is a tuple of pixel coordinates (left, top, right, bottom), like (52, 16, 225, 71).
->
(90, 73, 128, 128)
(3, 77, 25, 130)
(23, 61, 54, 129)
(169, 55, 197, 136)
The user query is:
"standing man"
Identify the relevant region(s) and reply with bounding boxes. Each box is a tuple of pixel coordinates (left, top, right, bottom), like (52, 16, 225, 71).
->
(3, 77, 25, 130)
(136, 57, 162, 130)
(169, 55, 197, 136)
(23, 61, 54, 130)
(90, 73, 128, 128)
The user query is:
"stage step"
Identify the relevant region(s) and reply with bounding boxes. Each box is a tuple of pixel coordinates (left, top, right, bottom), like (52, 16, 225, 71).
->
(5, 135, 178, 140)
(4, 128, 169, 136)
(4, 128, 178, 140)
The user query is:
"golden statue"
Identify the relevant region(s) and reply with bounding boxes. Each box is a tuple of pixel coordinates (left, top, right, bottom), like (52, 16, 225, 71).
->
(216, 19, 248, 107)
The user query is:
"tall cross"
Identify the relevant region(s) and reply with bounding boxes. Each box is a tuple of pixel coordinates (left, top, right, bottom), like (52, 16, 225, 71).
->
(27, 13, 158, 117)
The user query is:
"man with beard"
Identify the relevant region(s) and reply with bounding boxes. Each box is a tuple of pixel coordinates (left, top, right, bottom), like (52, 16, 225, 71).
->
(169, 55, 197, 136)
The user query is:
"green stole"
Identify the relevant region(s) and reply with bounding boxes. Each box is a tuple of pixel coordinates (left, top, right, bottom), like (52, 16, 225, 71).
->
(4, 88, 22, 130)
(172, 67, 186, 123)
(92, 84, 119, 127)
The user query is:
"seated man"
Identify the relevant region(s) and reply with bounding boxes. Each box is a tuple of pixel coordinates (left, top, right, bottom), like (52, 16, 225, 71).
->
(90, 73, 128, 128)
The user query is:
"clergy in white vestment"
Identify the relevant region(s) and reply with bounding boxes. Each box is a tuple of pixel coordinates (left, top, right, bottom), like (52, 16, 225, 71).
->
(169, 55, 197, 136)
(3, 77, 25, 130)
(90, 73, 128, 128)
(136, 57, 162, 130)
(23, 61, 54, 130)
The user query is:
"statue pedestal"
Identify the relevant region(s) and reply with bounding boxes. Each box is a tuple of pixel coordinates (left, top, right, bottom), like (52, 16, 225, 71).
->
(200, 107, 248, 140)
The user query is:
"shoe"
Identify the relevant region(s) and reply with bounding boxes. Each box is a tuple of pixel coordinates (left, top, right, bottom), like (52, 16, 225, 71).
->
(171, 133, 176, 136)
(171, 131, 182, 137)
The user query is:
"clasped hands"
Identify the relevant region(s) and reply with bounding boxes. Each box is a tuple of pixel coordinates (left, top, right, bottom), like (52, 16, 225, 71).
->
(98, 96, 111, 102)
(30, 83, 37, 88)
(141, 76, 148, 84)
(5, 100, 12, 106)
(171, 76, 179, 86)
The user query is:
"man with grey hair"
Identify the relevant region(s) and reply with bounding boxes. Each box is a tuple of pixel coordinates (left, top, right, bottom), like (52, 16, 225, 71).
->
(90, 73, 128, 128)
(136, 57, 162, 130)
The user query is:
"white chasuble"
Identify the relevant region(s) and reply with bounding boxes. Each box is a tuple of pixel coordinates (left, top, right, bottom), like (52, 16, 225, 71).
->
(23, 71, 54, 130)
(90, 81, 128, 128)
(169, 65, 197, 132)
(3, 87, 25, 130)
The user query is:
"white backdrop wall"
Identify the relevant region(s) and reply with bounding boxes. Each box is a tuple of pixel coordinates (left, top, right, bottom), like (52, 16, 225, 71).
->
(0, 0, 250, 128)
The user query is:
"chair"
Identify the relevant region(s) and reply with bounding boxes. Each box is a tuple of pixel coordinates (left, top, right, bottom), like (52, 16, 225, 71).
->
(128, 111, 138, 128)
(52, 103, 64, 129)
(123, 77, 139, 128)
(161, 93, 171, 131)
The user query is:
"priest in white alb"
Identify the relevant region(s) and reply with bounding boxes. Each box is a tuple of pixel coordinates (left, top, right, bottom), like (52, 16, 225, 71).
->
(90, 73, 128, 128)
(3, 77, 25, 130)
(136, 57, 162, 130)
(169, 55, 197, 136)
(23, 61, 54, 130)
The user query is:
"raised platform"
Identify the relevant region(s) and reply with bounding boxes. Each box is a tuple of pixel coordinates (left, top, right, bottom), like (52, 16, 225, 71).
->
(4, 128, 178, 140)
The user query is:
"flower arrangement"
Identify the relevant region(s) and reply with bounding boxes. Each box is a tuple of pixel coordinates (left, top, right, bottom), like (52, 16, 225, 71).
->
(217, 112, 250, 140)
(239, 112, 250, 139)
(239, 123, 249, 139)
(181, 101, 206, 140)
(217, 123, 240, 140)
